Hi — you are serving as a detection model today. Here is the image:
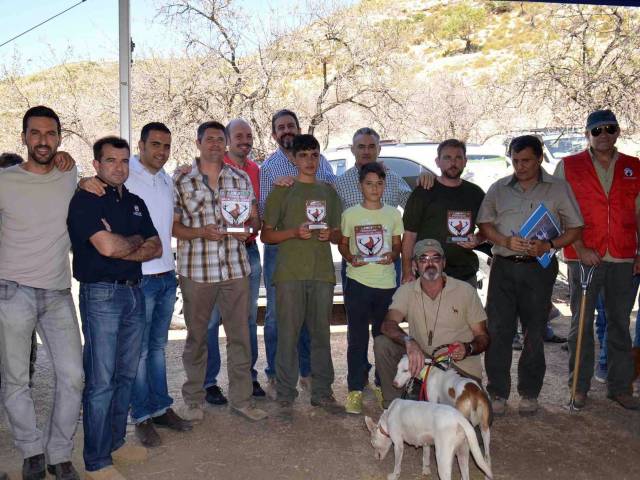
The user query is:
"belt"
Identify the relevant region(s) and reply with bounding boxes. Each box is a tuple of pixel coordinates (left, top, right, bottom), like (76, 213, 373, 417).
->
(497, 255, 538, 264)
(144, 271, 173, 278)
(113, 279, 141, 286)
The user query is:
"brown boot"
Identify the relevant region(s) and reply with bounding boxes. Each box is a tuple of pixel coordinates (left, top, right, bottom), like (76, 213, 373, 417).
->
(111, 443, 148, 464)
(85, 466, 127, 480)
(135, 419, 162, 447)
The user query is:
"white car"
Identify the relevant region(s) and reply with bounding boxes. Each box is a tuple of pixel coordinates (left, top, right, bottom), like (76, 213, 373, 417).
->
(324, 141, 511, 192)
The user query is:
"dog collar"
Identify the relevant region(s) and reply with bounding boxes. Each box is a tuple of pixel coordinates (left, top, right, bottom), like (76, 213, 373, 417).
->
(378, 425, 391, 438)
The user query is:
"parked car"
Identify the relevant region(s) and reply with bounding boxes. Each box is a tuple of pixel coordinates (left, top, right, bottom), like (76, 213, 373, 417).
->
(324, 141, 511, 192)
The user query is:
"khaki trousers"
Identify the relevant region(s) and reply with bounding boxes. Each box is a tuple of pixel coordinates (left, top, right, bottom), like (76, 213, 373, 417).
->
(179, 275, 252, 408)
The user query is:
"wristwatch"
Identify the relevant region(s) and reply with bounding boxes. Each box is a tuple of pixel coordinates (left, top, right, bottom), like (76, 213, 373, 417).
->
(464, 342, 474, 357)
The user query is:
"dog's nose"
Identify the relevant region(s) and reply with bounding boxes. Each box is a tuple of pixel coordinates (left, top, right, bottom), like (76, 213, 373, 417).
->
(392, 381, 399, 388)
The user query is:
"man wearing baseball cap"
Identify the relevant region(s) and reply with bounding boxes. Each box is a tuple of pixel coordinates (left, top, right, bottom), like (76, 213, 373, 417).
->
(555, 109, 640, 410)
(373, 239, 490, 407)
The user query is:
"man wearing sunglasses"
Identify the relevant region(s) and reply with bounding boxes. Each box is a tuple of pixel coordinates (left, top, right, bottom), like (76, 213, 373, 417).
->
(373, 239, 490, 408)
(555, 109, 640, 410)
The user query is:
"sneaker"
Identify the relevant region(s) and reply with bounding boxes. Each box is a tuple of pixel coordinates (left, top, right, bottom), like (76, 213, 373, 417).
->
(344, 391, 363, 414)
(22, 453, 45, 480)
(84, 466, 127, 480)
(178, 403, 204, 422)
(231, 404, 268, 421)
(491, 396, 507, 416)
(265, 377, 278, 401)
(373, 386, 384, 409)
(152, 408, 192, 431)
(277, 400, 294, 422)
(135, 419, 162, 447)
(518, 397, 539, 416)
(607, 392, 640, 410)
(252, 381, 266, 398)
(594, 365, 607, 384)
(205, 385, 228, 405)
(299, 375, 311, 391)
(111, 443, 148, 463)
(569, 392, 587, 410)
(512, 334, 523, 351)
(46, 461, 80, 480)
(311, 395, 344, 415)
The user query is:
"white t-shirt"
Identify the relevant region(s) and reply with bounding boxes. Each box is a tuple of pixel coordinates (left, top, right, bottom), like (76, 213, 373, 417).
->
(126, 155, 175, 274)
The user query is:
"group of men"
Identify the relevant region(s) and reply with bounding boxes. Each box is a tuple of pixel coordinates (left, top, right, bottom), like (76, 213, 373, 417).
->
(1, 104, 639, 480)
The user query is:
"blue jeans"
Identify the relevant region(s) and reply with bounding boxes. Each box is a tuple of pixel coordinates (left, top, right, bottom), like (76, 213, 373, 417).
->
(595, 274, 640, 368)
(80, 282, 145, 472)
(205, 244, 261, 386)
(130, 271, 177, 423)
(263, 243, 310, 379)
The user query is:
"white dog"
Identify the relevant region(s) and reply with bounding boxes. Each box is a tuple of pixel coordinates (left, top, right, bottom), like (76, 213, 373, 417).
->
(365, 399, 492, 480)
(393, 354, 491, 475)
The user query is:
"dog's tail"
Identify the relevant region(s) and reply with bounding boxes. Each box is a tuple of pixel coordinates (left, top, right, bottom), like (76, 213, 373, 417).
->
(457, 414, 493, 479)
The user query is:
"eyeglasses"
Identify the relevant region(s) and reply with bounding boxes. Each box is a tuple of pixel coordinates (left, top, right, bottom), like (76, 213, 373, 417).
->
(416, 254, 443, 263)
(590, 125, 618, 137)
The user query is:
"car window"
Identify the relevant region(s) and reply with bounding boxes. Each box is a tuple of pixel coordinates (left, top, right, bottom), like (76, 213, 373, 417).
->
(379, 156, 432, 189)
(467, 154, 506, 162)
(329, 159, 346, 176)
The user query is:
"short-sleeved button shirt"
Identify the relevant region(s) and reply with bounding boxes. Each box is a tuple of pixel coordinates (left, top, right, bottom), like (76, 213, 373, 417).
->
(67, 184, 158, 283)
(477, 169, 584, 257)
(388, 276, 487, 378)
(174, 163, 254, 283)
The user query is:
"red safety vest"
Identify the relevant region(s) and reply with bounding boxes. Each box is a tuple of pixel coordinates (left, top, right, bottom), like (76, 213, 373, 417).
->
(563, 150, 640, 260)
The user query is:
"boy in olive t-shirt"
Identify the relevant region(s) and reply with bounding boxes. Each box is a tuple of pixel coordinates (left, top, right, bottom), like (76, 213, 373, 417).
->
(262, 134, 342, 418)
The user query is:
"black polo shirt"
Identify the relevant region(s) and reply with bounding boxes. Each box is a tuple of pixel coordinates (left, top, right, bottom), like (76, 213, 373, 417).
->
(67, 183, 158, 283)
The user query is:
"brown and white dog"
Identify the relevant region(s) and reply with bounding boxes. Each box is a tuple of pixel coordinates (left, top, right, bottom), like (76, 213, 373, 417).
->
(365, 399, 493, 480)
(393, 354, 492, 477)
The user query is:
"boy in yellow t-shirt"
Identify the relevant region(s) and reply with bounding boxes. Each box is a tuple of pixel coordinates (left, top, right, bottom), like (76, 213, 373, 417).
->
(338, 162, 404, 414)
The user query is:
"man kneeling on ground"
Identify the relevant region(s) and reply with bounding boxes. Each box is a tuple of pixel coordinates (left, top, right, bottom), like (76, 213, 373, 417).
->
(374, 239, 490, 407)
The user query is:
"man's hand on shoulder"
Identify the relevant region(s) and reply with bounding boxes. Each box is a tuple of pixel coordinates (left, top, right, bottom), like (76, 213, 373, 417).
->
(417, 171, 436, 190)
(274, 176, 295, 187)
(79, 177, 107, 196)
(53, 151, 76, 172)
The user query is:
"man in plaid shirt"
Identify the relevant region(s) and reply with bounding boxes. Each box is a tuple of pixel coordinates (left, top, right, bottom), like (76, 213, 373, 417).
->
(173, 121, 267, 422)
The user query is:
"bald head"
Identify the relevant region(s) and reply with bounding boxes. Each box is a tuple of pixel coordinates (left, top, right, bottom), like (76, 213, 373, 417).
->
(226, 118, 253, 164)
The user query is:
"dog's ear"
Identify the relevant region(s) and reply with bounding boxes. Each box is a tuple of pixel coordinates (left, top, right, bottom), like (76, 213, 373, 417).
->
(364, 416, 376, 433)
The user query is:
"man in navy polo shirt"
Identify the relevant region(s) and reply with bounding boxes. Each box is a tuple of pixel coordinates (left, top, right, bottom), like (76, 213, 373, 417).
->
(67, 136, 162, 479)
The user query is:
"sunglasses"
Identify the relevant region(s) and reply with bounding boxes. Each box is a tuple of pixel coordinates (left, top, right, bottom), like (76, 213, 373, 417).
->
(590, 125, 618, 137)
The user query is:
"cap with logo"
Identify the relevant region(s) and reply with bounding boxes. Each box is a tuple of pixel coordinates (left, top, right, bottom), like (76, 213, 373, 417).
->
(586, 109, 618, 131)
(413, 238, 444, 258)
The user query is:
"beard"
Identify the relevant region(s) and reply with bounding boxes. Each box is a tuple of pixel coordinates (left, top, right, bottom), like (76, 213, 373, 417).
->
(278, 133, 295, 151)
(443, 167, 462, 179)
(422, 266, 441, 281)
(28, 144, 56, 165)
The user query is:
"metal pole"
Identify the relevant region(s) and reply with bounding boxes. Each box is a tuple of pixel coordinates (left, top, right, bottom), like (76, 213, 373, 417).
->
(118, 0, 131, 145)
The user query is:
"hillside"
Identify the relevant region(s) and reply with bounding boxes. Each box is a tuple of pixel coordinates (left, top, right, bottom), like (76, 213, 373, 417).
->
(1, 0, 639, 172)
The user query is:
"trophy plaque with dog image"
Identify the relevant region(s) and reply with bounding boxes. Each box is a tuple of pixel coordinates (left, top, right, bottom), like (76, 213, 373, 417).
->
(305, 200, 328, 230)
(354, 224, 385, 263)
(220, 189, 253, 233)
(446, 210, 472, 243)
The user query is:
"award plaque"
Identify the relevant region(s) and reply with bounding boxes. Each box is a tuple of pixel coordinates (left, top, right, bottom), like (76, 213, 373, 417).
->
(355, 224, 385, 263)
(305, 200, 328, 230)
(220, 189, 253, 233)
(446, 210, 472, 243)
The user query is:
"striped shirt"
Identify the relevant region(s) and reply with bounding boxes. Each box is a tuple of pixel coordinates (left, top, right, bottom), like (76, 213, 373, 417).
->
(258, 148, 336, 217)
(173, 162, 254, 283)
(335, 165, 412, 209)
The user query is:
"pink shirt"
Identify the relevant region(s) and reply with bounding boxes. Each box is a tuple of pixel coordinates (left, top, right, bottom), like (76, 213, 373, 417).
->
(224, 154, 260, 242)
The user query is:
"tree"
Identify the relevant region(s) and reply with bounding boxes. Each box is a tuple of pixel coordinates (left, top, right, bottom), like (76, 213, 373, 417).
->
(438, 3, 488, 54)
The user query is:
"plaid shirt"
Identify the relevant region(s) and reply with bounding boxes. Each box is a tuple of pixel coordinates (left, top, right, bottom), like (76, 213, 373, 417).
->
(258, 148, 336, 217)
(335, 165, 412, 209)
(174, 162, 254, 283)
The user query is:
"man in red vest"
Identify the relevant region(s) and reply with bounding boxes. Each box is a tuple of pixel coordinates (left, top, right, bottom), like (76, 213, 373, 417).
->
(555, 109, 640, 410)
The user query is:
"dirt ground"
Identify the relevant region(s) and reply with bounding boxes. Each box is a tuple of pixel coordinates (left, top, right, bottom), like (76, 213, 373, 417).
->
(2, 269, 640, 479)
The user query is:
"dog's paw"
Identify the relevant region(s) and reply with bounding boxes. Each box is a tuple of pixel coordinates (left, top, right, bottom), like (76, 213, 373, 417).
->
(422, 466, 432, 476)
